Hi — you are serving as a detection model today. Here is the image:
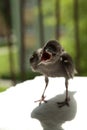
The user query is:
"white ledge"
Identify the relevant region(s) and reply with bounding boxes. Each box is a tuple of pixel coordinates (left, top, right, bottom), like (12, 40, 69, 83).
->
(0, 76, 87, 130)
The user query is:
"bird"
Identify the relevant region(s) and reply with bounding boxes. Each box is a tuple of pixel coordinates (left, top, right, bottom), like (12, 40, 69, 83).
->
(29, 40, 76, 107)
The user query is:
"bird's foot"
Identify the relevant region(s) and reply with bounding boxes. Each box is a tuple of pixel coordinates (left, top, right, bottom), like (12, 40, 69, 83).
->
(34, 95, 47, 106)
(57, 97, 70, 108)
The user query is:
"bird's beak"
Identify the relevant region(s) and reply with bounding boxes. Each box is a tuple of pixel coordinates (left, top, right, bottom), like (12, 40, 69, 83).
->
(38, 51, 52, 65)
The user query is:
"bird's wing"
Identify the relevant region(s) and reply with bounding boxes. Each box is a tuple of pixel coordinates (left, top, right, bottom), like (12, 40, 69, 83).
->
(60, 52, 75, 78)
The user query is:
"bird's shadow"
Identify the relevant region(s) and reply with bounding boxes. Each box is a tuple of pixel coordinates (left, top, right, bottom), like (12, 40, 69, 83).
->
(31, 91, 77, 130)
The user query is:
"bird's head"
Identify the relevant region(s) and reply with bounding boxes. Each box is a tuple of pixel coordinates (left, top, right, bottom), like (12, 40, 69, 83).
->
(40, 40, 63, 64)
(29, 40, 63, 71)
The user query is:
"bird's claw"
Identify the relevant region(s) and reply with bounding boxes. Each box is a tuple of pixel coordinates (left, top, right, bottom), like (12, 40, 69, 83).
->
(34, 95, 47, 106)
(57, 97, 70, 108)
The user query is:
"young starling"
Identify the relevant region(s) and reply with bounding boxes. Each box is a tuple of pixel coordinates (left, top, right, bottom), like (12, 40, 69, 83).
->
(30, 40, 75, 107)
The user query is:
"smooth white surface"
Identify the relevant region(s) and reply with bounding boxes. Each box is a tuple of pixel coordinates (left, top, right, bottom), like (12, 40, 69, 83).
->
(31, 91, 77, 130)
(0, 76, 87, 130)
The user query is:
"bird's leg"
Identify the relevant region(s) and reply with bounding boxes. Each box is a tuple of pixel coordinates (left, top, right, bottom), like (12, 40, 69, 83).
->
(57, 79, 70, 108)
(65, 79, 70, 105)
(35, 76, 49, 105)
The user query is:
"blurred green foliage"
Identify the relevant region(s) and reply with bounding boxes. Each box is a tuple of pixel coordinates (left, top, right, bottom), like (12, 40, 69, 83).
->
(0, 86, 7, 92)
(0, 47, 19, 77)
(0, 46, 40, 81)
(40, 0, 87, 76)
(0, 0, 87, 82)
(43, 0, 87, 76)
(63, 0, 87, 76)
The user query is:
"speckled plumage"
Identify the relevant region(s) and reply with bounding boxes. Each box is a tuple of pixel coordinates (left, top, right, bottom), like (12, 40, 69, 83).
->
(30, 40, 76, 107)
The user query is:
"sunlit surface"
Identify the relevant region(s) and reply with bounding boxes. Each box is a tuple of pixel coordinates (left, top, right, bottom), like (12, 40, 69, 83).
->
(0, 76, 87, 130)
